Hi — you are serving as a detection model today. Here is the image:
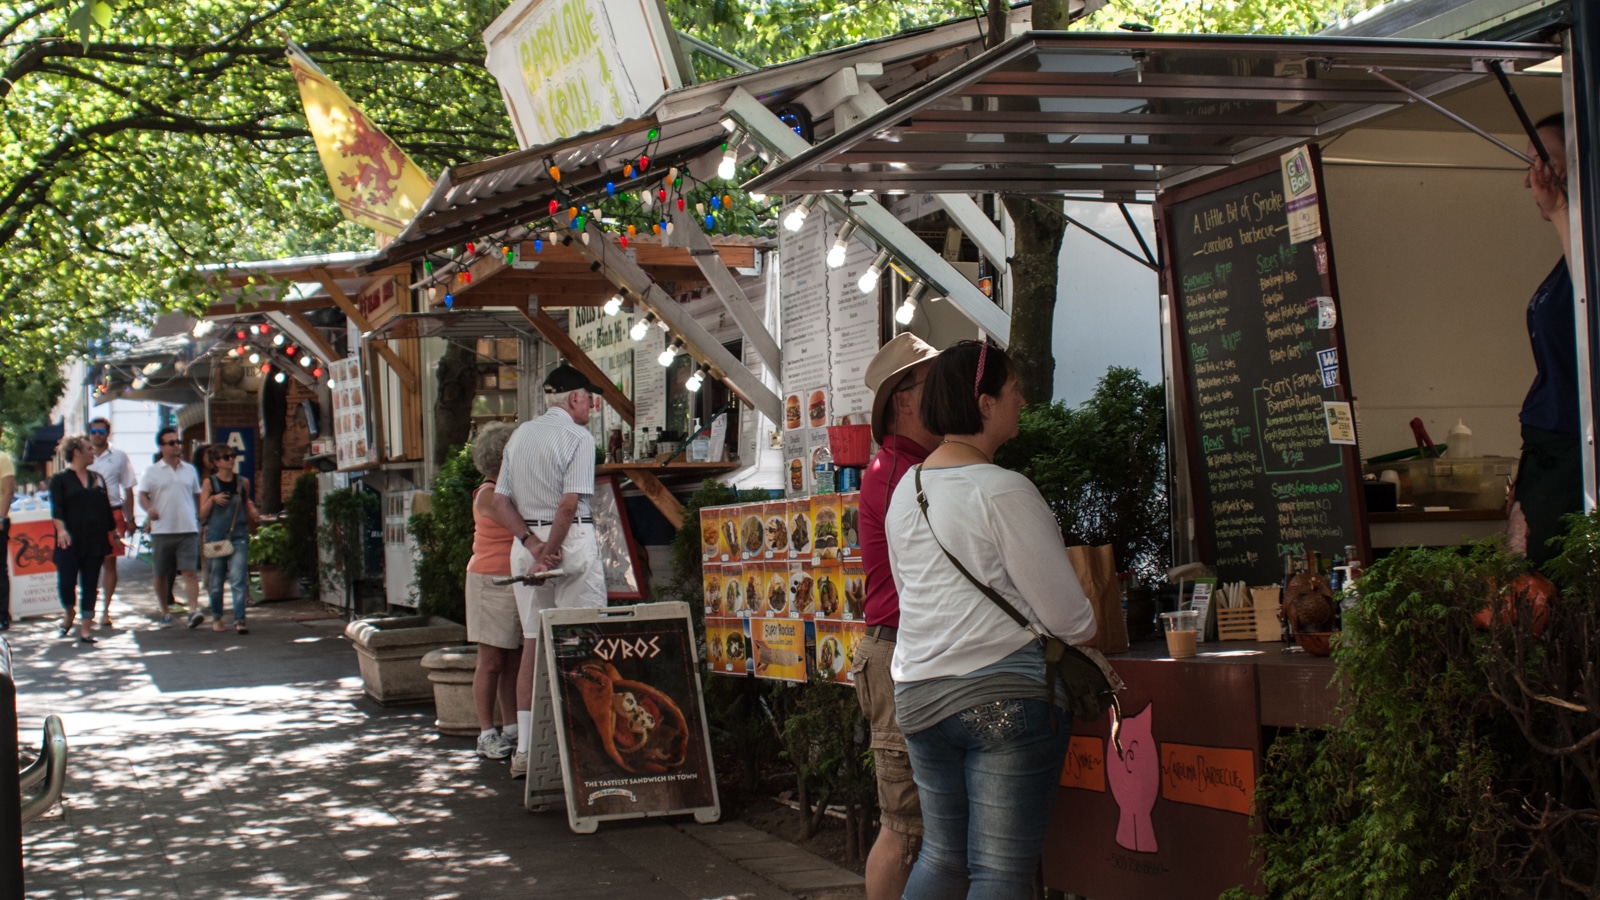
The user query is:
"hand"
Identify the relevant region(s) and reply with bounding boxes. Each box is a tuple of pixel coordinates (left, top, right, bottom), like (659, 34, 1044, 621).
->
(214, 493, 231, 506)
(1529, 157, 1568, 221)
(534, 545, 563, 573)
(56, 530, 71, 550)
(148, 509, 160, 521)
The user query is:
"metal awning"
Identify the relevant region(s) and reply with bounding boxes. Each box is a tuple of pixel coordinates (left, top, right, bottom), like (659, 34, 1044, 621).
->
(743, 31, 1559, 197)
(362, 309, 537, 342)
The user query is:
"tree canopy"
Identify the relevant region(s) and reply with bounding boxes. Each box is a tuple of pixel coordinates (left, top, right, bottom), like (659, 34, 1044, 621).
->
(1, 0, 1378, 449)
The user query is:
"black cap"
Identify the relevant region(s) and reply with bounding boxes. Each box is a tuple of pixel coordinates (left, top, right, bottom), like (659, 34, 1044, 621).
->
(544, 363, 604, 395)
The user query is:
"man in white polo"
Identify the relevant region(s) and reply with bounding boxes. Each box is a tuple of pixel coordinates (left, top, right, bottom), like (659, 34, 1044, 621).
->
(87, 416, 137, 627)
(138, 425, 202, 627)
(489, 364, 609, 778)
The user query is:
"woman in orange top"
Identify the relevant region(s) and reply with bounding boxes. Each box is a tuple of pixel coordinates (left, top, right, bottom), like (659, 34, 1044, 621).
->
(467, 423, 521, 760)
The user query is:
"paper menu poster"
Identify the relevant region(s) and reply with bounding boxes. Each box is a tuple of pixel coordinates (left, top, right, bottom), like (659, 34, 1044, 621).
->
(735, 507, 765, 560)
(841, 561, 866, 620)
(716, 562, 741, 617)
(814, 618, 853, 685)
(784, 430, 808, 497)
(812, 568, 843, 619)
(811, 495, 842, 563)
(699, 507, 721, 560)
(761, 500, 791, 559)
(779, 209, 829, 394)
(787, 499, 814, 558)
(703, 563, 722, 616)
(750, 616, 807, 682)
(838, 492, 862, 560)
(761, 563, 790, 618)
(826, 231, 881, 422)
(706, 618, 751, 675)
(789, 563, 816, 618)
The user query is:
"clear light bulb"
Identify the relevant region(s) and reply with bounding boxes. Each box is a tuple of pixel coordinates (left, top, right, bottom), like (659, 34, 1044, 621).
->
(827, 223, 856, 269)
(718, 152, 737, 180)
(749, 191, 767, 204)
(630, 318, 651, 341)
(604, 294, 623, 316)
(272, 334, 285, 347)
(895, 298, 916, 325)
(300, 355, 313, 367)
(658, 344, 678, 367)
(859, 249, 891, 294)
(686, 370, 704, 392)
(274, 372, 286, 384)
(782, 195, 817, 233)
(248, 352, 261, 364)
(327, 380, 338, 390)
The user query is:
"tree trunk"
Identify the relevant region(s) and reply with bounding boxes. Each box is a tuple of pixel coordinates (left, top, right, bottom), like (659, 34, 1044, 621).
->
(989, 0, 1069, 404)
(806, 787, 831, 838)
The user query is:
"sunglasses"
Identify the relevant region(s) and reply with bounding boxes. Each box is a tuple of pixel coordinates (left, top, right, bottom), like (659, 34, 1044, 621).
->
(216, 454, 236, 461)
(89, 428, 108, 435)
(160, 440, 181, 446)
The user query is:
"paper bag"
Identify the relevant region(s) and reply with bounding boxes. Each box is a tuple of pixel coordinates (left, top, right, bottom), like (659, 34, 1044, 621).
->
(1067, 544, 1128, 654)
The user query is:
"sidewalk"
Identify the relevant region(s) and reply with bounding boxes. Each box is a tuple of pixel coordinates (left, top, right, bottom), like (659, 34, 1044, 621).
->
(11, 558, 863, 899)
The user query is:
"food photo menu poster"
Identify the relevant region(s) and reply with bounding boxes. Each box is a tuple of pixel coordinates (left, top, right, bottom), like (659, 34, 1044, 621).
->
(330, 356, 372, 471)
(548, 615, 716, 818)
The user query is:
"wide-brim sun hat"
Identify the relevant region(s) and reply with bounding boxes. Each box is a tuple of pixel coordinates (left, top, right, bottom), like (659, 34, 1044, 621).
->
(864, 333, 939, 443)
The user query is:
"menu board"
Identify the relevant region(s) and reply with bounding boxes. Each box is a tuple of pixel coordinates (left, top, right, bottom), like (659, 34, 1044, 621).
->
(701, 494, 868, 683)
(329, 355, 373, 471)
(1158, 152, 1365, 586)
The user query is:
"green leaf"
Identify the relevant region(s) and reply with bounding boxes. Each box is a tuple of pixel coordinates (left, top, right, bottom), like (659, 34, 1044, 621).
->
(90, 1, 113, 28)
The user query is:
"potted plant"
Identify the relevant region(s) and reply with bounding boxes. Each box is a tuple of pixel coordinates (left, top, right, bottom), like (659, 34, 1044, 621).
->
(247, 522, 301, 601)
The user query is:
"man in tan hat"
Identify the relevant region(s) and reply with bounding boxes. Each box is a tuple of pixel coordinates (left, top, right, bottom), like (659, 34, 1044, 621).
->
(855, 332, 940, 900)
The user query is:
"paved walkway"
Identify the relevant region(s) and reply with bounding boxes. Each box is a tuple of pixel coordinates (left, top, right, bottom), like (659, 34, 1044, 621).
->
(11, 559, 863, 899)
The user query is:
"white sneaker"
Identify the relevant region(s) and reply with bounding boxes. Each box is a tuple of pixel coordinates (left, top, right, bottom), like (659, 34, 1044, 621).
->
(476, 731, 513, 760)
(510, 750, 528, 779)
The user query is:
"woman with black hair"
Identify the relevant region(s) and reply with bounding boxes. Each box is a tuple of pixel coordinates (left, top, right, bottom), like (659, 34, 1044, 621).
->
(885, 340, 1095, 899)
(50, 435, 115, 645)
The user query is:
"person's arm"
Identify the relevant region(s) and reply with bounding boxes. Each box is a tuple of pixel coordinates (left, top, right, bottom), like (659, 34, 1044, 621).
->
(0, 472, 13, 520)
(990, 480, 1096, 645)
(49, 474, 70, 549)
(241, 477, 259, 527)
(119, 456, 136, 533)
(199, 476, 217, 521)
(536, 493, 581, 571)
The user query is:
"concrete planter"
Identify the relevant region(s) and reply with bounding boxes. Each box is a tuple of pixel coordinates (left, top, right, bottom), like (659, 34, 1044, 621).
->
(420, 645, 482, 736)
(344, 615, 467, 705)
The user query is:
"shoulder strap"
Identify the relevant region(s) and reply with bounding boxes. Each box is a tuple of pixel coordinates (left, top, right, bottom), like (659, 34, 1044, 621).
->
(913, 465, 1040, 639)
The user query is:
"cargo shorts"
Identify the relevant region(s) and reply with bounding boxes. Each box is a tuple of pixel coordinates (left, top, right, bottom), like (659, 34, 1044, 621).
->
(851, 633, 924, 839)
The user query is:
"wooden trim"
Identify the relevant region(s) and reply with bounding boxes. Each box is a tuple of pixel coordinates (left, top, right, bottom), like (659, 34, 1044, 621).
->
(615, 467, 684, 530)
(314, 267, 418, 391)
(517, 308, 637, 427)
(287, 310, 340, 361)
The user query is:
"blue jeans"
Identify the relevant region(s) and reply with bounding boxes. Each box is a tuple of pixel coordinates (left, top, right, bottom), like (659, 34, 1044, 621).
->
(206, 539, 250, 621)
(902, 698, 1072, 900)
(54, 549, 105, 619)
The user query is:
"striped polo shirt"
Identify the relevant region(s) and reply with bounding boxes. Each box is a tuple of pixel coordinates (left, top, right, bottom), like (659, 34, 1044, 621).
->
(494, 407, 596, 520)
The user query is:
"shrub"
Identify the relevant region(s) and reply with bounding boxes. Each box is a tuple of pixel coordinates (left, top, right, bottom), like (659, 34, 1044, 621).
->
(279, 472, 320, 582)
(996, 365, 1169, 582)
(410, 444, 481, 623)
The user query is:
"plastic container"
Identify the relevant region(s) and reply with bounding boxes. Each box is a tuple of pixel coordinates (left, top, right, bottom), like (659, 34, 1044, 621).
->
(827, 424, 873, 467)
(1363, 456, 1516, 509)
(1160, 610, 1200, 658)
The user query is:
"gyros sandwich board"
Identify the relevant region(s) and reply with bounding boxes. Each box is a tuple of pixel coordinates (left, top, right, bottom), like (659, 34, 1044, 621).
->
(526, 602, 721, 833)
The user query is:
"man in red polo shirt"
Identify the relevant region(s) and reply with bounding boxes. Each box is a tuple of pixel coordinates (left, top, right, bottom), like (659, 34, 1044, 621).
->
(854, 332, 940, 900)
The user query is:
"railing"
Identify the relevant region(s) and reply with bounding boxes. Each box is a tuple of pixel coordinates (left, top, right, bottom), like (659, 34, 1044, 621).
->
(0, 636, 70, 899)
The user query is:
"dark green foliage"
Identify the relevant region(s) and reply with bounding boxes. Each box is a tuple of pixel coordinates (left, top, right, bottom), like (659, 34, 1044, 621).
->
(411, 444, 482, 624)
(318, 484, 379, 593)
(995, 365, 1169, 582)
(279, 472, 320, 582)
(781, 672, 877, 856)
(247, 522, 293, 569)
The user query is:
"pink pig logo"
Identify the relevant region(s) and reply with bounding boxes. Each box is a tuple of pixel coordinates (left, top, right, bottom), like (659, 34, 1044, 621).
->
(1105, 702, 1158, 852)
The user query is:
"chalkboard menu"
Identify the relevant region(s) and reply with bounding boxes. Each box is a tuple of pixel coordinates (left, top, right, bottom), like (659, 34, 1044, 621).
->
(1159, 153, 1366, 586)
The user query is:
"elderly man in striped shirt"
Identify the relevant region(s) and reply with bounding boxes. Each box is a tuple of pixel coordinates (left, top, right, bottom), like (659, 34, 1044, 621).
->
(489, 364, 610, 778)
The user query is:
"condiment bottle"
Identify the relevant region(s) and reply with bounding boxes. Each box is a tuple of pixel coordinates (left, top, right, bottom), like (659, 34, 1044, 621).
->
(1446, 419, 1474, 458)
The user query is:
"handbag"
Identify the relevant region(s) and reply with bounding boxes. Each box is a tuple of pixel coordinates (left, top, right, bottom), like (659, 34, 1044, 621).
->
(912, 465, 1123, 746)
(202, 476, 242, 559)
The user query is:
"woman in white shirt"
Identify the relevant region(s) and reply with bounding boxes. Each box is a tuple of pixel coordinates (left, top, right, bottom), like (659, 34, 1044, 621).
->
(886, 340, 1094, 899)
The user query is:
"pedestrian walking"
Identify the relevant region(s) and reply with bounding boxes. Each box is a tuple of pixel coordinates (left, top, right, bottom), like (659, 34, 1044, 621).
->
(49, 435, 116, 645)
(885, 341, 1095, 900)
(138, 425, 202, 627)
(856, 333, 941, 900)
(465, 422, 522, 760)
(0, 422, 16, 631)
(200, 443, 258, 634)
(87, 416, 137, 627)
(488, 365, 609, 779)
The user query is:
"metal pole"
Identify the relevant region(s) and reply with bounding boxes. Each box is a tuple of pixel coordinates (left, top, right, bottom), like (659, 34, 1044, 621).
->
(1567, 12, 1600, 512)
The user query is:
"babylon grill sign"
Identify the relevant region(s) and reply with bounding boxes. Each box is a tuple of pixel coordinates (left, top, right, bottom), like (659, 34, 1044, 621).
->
(483, 0, 688, 150)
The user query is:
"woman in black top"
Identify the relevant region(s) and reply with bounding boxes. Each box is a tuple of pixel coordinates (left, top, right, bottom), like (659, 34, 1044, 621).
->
(50, 435, 115, 644)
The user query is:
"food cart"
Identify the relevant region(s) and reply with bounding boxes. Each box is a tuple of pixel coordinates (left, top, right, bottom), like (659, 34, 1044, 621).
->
(743, 5, 1598, 896)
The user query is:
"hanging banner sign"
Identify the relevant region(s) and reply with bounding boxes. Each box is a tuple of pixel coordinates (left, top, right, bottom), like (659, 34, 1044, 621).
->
(483, 0, 688, 150)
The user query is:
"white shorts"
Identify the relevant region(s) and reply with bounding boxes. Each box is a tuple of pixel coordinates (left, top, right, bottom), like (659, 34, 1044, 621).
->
(509, 522, 607, 639)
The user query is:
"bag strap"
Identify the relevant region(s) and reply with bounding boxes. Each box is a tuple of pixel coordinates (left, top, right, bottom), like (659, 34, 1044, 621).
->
(216, 476, 241, 536)
(912, 464, 1040, 639)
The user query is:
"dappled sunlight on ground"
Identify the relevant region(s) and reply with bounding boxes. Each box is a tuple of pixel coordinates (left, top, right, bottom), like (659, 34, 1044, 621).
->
(8, 559, 797, 899)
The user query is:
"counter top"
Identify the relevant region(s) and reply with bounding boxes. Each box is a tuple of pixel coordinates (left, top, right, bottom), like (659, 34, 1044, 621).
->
(1112, 638, 1343, 728)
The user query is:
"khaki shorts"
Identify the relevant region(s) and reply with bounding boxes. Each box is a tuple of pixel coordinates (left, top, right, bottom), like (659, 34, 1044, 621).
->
(509, 523, 607, 638)
(465, 571, 523, 650)
(851, 633, 923, 836)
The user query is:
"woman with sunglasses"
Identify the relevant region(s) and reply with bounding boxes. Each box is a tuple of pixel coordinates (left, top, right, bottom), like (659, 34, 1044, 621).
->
(49, 435, 116, 644)
(200, 443, 259, 633)
(885, 341, 1095, 899)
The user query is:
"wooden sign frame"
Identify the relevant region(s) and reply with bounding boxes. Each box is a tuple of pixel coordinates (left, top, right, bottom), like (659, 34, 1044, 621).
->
(593, 474, 647, 601)
(524, 602, 720, 833)
(1155, 148, 1369, 583)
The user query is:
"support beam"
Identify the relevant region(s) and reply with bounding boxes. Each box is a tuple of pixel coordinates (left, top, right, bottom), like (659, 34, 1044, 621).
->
(517, 308, 636, 427)
(312, 267, 419, 391)
(724, 87, 1012, 345)
(568, 221, 785, 424)
(275, 311, 341, 362)
(669, 206, 782, 374)
(847, 82, 1009, 276)
(616, 467, 684, 529)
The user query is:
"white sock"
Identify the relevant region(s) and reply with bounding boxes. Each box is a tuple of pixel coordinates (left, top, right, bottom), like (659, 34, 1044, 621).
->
(480, 728, 497, 739)
(517, 710, 532, 753)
